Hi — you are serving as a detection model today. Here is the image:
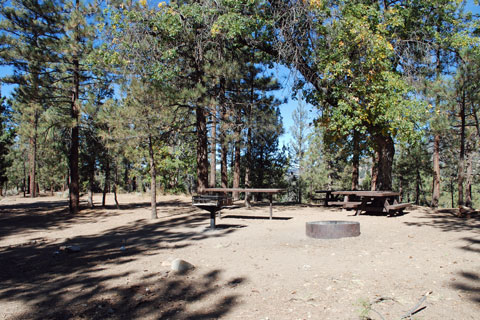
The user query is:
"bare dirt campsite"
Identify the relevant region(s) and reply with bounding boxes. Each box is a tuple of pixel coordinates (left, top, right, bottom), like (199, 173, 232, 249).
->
(0, 194, 479, 320)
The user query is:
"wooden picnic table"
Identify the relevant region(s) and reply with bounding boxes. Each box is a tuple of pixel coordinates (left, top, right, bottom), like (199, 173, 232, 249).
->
(314, 190, 345, 206)
(204, 188, 285, 220)
(331, 190, 411, 216)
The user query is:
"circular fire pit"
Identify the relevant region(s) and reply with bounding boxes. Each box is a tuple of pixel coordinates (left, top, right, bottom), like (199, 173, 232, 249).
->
(306, 221, 360, 239)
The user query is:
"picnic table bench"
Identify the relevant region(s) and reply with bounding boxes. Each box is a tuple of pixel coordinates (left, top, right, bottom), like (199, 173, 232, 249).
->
(331, 190, 411, 216)
(313, 190, 344, 206)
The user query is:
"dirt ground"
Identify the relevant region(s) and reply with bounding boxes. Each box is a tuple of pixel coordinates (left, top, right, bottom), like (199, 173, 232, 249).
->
(0, 193, 479, 320)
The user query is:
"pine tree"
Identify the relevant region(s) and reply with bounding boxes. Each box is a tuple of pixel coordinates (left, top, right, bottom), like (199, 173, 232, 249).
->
(0, 89, 14, 194)
(0, 0, 64, 197)
(290, 101, 310, 203)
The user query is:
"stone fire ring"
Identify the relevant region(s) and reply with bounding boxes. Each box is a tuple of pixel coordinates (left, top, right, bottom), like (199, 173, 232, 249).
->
(306, 221, 360, 239)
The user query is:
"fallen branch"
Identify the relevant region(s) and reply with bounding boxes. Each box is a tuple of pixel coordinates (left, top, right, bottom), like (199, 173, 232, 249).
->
(401, 291, 432, 319)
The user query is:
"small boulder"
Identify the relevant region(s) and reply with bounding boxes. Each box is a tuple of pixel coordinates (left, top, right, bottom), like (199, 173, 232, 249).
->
(171, 258, 194, 274)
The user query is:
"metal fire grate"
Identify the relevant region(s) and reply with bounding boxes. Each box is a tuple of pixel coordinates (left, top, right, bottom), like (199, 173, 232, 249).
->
(306, 221, 360, 239)
(192, 195, 232, 229)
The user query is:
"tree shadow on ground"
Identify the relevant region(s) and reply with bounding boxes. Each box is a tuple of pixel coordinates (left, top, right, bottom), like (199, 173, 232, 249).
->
(0, 199, 244, 318)
(0, 197, 197, 241)
(400, 209, 480, 306)
(451, 270, 480, 305)
(450, 238, 480, 305)
(455, 236, 480, 306)
(403, 209, 480, 234)
(8, 267, 244, 320)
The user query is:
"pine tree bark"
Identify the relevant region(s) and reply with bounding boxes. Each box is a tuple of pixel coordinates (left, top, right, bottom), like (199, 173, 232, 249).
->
(431, 134, 441, 207)
(22, 156, 26, 197)
(69, 0, 81, 214)
(233, 116, 241, 200)
(244, 105, 252, 207)
(209, 106, 217, 188)
(457, 90, 466, 207)
(29, 67, 39, 198)
(28, 132, 37, 198)
(148, 135, 157, 219)
(196, 106, 209, 193)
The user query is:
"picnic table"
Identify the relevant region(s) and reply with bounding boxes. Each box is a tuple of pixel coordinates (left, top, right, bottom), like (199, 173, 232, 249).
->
(331, 190, 411, 216)
(204, 188, 285, 220)
(314, 190, 344, 206)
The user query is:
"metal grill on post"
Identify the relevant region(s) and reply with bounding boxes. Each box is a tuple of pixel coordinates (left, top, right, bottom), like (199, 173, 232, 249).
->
(192, 194, 231, 229)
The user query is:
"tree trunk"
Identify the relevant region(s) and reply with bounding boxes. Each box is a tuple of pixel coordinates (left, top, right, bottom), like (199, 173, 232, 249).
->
(69, 0, 81, 214)
(431, 45, 442, 208)
(351, 130, 359, 190)
(209, 106, 217, 188)
(196, 106, 209, 193)
(29, 67, 40, 198)
(457, 90, 466, 207)
(102, 158, 110, 207)
(220, 106, 228, 189)
(465, 150, 473, 208)
(431, 134, 441, 207)
(69, 103, 80, 213)
(88, 157, 95, 208)
(233, 119, 241, 200)
(373, 134, 394, 191)
(244, 106, 252, 207)
(23, 156, 26, 197)
(29, 129, 37, 198)
(148, 136, 157, 219)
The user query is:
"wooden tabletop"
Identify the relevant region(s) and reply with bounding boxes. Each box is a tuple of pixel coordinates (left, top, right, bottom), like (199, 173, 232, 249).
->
(331, 191, 400, 197)
(204, 188, 285, 193)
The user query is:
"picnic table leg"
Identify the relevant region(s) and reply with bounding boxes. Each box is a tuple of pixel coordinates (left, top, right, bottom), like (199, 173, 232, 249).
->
(269, 194, 273, 220)
(245, 192, 251, 209)
(342, 195, 349, 212)
(325, 191, 330, 207)
(210, 211, 216, 229)
(355, 198, 368, 216)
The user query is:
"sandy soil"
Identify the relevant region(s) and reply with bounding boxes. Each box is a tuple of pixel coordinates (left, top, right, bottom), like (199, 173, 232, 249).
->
(0, 193, 478, 320)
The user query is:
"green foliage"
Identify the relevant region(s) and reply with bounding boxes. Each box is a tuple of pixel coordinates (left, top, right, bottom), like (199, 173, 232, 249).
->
(243, 80, 287, 188)
(310, 1, 425, 143)
(393, 141, 432, 205)
(0, 0, 478, 211)
(0, 96, 14, 187)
